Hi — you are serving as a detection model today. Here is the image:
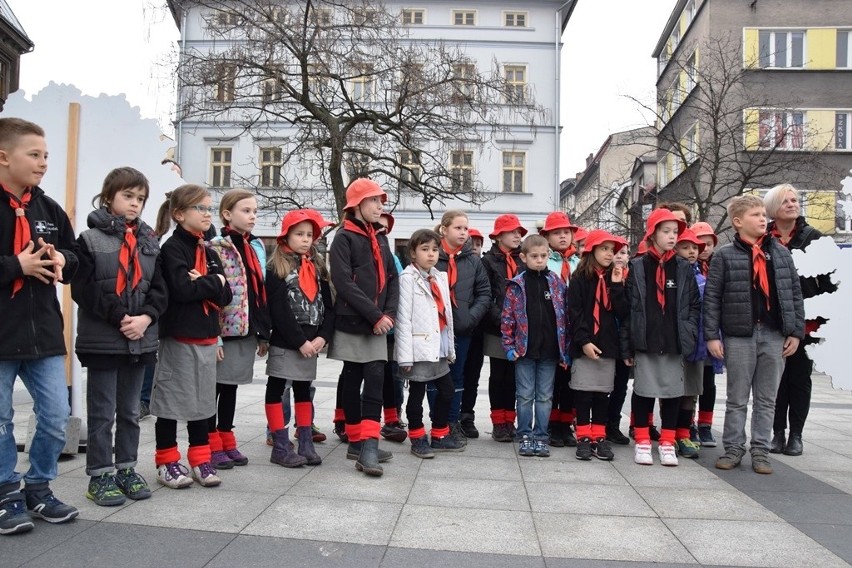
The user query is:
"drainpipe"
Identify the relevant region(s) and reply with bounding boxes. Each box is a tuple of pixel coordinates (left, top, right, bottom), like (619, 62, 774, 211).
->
(554, 1, 574, 210)
(176, 7, 187, 164)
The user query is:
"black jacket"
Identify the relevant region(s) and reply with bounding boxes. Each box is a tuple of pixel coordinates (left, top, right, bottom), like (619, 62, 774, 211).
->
(568, 270, 628, 360)
(157, 225, 232, 339)
(480, 246, 522, 336)
(329, 216, 399, 335)
(436, 239, 490, 336)
(620, 254, 700, 358)
(768, 217, 836, 301)
(704, 235, 804, 340)
(267, 271, 335, 350)
(0, 186, 79, 360)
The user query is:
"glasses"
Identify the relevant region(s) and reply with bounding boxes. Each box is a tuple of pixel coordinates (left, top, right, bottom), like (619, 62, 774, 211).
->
(188, 205, 217, 215)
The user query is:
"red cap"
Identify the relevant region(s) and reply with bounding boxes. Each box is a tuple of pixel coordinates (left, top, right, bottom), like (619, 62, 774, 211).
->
(469, 228, 484, 240)
(582, 230, 627, 255)
(539, 211, 578, 234)
(643, 208, 687, 242)
(573, 226, 589, 242)
(379, 212, 395, 235)
(296, 208, 335, 230)
(489, 214, 528, 239)
(278, 209, 321, 243)
(677, 228, 707, 253)
(344, 178, 387, 211)
(690, 221, 718, 246)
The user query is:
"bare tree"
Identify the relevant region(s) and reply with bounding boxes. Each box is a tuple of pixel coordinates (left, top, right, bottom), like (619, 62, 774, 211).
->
(172, 0, 548, 219)
(626, 34, 838, 234)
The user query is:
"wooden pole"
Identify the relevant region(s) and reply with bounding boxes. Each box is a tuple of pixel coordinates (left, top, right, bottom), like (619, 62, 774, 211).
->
(63, 103, 80, 388)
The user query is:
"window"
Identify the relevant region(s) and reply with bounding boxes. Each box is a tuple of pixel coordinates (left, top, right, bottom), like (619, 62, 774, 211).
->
(684, 124, 699, 164)
(685, 50, 698, 93)
(354, 8, 377, 25)
(450, 150, 473, 192)
(311, 8, 332, 27)
(670, 75, 682, 111)
(259, 147, 282, 187)
(216, 9, 239, 27)
(838, 30, 852, 68)
(268, 7, 289, 25)
(502, 152, 525, 193)
(261, 68, 283, 103)
(211, 148, 232, 187)
(758, 111, 805, 150)
(401, 9, 424, 25)
(504, 65, 527, 104)
(836, 112, 851, 150)
(759, 30, 805, 68)
(451, 62, 476, 103)
(684, 0, 696, 21)
(350, 65, 375, 102)
(399, 150, 421, 188)
(504, 12, 527, 27)
(214, 64, 236, 102)
(346, 151, 371, 179)
(452, 10, 475, 26)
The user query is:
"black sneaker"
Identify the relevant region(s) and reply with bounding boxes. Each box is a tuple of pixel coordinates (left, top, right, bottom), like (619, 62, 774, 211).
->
(449, 422, 468, 447)
(23, 485, 78, 524)
(592, 437, 614, 461)
(333, 421, 349, 443)
(534, 439, 551, 457)
(431, 435, 465, 452)
(0, 491, 34, 535)
(491, 423, 513, 443)
(606, 422, 630, 445)
(86, 473, 126, 507)
(114, 468, 152, 500)
(410, 436, 435, 459)
(649, 425, 661, 442)
(380, 422, 408, 443)
(549, 422, 566, 447)
(459, 418, 479, 439)
(564, 427, 578, 448)
(575, 437, 592, 460)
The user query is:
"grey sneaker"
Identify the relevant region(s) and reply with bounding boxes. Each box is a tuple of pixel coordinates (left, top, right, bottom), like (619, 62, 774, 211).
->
(191, 462, 222, 487)
(715, 448, 744, 470)
(752, 452, 773, 474)
(86, 473, 126, 507)
(518, 436, 535, 457)
(114, 468, 152, 500)
(410, 436, 435, 459)
(533, 439, 550, 457)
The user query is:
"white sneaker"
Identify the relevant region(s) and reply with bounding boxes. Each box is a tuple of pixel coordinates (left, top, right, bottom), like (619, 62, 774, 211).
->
(157, 462, 193, 489)
(658, 443, 679, 466)
(191, 462, 222, 487)
(634, 442, 653, 465)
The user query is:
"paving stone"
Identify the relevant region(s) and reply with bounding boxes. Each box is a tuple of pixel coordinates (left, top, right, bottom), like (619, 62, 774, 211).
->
(381, 546, 546, 568)
(792, 522, 852, 565)
(519, 457, 628, 485)
(5, 518, 95, 567)
(207, 535, 385, 568)
(527, 482, 655, 516)
(408, 477, 529, 511)
(636, 486, 780, 521)
(747, 491, 852, 525)
(416, 454, 522, 481)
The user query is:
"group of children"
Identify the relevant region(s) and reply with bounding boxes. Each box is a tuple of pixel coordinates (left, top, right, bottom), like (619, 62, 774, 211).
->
(0, 116, 804, 537)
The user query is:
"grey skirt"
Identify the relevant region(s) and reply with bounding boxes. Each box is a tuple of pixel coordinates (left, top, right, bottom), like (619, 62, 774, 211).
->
(216, 336, 257, 385)
(149, 338, 217, 421)
(400, 359, 451, 382)
(327, 330, 387, 363)
(266, 345, 318, 381)
(483, 334, 508, 360)
(570, 357, 615, 392)
(682, 360, 704, 397)
(632, 352, 684, 399)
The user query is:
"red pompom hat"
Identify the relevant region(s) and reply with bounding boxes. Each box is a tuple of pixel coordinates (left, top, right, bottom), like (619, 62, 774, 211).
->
(691, 221, 718, 246)
(581, 230, 627, 255)
(539, 211, 578, 234)
(278, 209, 321, 244)
(643, 208, 687, 242)
(343, 178, 387, 211)
(677, 227, 707, 253)
(489, 214, 528, 239)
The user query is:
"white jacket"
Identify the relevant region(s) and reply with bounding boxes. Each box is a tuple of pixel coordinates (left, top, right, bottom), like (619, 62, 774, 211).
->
(395, 264, 455, 366)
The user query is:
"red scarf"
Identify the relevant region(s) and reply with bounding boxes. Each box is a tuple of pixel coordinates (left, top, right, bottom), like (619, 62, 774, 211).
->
(698, 259, 710, 277)
(6, 188, 32, 297)
(226, 228, 266, 306)
(191, 232, 220, 315)
(593, 267, 611, 335)
(560, 246, 576, 282)
(770, 225, 794, 248)
(344, 219, 386, 297)
(282, 245, 318, 302)
(647, 246, 676, 313)
(116, 223, 142, 296)
(429, 275, 448, 331)
(498, 245, 517, 280)
(741, 235, 771, 310)
(441, 240, 462, 307)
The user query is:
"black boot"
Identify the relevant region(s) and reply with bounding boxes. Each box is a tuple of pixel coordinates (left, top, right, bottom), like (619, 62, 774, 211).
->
(270, 429, 307, 468)
(549, 422, 566, 447)
(347, 441, 393, 462)
(606, 421, 630, 445)
(770, 431, 786, 454)
(459, 413, 480, 439)
(296, 426, 322, 465)
(355, 438, 384, 477)
(783, 432, 803, 456)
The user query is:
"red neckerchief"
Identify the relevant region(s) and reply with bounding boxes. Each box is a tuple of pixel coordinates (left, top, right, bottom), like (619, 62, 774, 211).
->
(560, 246, 576, 282)
(646, 246, 676, 313)
(191, 231, 220, 315)
(698, 259, 710, 277)
(6, 187, 32, 297)
(116, 223, 142, 296)
(225, 228, 266, 306)
(343, 218, 386, 297)
(498, 245, 517, 280)
(429, 275, 448, 331)
(741, 235, 771, 310)
(441, 240, 462, 307)
(282, 245, 318, 302)
(593, 267, 611, 335)
(770, 225, 794, 248)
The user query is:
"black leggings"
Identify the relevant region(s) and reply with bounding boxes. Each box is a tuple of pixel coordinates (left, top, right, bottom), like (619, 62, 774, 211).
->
(698, 366, 716, 412)
(265, 376, 310, 404)
(156, 417, 209, 449)
(551, 364, 573, 415)
(407, 373, 453, 431)
(212, 383, 238, 432)
(342, 360, 384, 424)
(774, 344, 813, 434)
(575, 391, 609, 426)
(461, 332, 484, 415)
(607, 360, 631, 423)
(488, 357, 516, 412)
(632, 395, 679, 431)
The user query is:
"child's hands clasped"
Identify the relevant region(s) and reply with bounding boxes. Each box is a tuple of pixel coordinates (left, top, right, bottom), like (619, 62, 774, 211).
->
(299, 340, 318, 358)
(582, 342, 602, 360)
(119, 314, 152, 341)
(18, 238, 65, 284)
(373, 315, 393, 335)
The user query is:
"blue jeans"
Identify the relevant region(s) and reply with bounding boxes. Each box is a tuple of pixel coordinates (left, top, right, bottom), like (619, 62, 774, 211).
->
(426, 335, 471, 423)
(0, 356, 69, 487)
(514, 357, 556, 440)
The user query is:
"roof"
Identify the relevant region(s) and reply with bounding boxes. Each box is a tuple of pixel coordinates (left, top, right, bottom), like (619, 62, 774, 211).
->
(0, 0, 33, 52)
(652, 0, 687, 58)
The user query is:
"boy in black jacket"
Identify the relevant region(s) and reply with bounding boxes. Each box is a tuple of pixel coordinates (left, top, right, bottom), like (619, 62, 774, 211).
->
(704, 195, 804, 474)
(0, 118, 80, 534)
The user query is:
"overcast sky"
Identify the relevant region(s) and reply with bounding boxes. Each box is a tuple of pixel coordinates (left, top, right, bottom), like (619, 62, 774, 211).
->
(9, 0, 676, 180)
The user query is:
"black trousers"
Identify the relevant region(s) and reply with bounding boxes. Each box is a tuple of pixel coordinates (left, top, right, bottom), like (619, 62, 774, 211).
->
(773, 344, 813, 434)
(552, 364, 573, 416)
(488, 357, 516, 412)
(461, 331, 484, 415)
(212, 383, 238, 432)
(607, 360, 631, 424)
(407, 373, 453, 431)
(342, 360, 385, 424)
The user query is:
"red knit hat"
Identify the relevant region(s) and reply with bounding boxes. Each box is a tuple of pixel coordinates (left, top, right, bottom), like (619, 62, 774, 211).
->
(677, 227, 706, 253)
(539, 211, 578, 234)
(469, 228, 484, 240)
(344, 178, 387, 210)
(582, 230, 627, 255)
(489, 214, 528, 239)
(278, 209, 321, 243)
(643, 208, 687, 242)
(691, 221, 718, 246)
